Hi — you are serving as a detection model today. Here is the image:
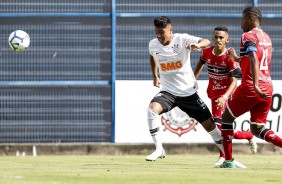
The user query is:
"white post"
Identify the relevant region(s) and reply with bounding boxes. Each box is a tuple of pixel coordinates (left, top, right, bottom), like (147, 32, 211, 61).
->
(32, 145, 37, 157)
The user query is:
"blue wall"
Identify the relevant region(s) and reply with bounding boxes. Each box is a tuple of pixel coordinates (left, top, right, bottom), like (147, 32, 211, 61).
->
(0, 0, 281, 143)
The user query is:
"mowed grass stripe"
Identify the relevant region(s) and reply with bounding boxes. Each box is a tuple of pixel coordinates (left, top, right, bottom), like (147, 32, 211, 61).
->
(0, 155, 282, 184)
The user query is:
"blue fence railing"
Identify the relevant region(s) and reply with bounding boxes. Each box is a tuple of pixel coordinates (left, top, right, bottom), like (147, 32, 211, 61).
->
(0, 0, 281, 143)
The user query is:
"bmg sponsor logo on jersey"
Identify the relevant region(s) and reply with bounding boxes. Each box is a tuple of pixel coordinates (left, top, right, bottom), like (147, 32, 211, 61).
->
(160, 60, 183, 71)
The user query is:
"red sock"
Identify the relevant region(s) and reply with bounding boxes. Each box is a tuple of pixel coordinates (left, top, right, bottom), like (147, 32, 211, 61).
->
(264, 130, 282, 148)
(216, 124, 225, 158)
(219, 149, 225, 158)
(233, 131, 253, 140)
(221, 129, 233, 160)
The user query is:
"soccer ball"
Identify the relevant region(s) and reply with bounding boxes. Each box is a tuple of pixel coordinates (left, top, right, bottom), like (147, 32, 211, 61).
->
(8, 30, 30, 52)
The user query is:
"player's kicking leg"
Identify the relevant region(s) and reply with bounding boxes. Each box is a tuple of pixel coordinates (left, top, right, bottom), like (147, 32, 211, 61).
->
(214, 156, 225, 166)
(146, 148, 166, 161)
(248, 138, 258, 154)
(215, 158, 246, 168)
(214, 132, 257, 166)
(213, 123, 226, 166)
(146, 108, 166, 161)
(233, 130, 258, 154)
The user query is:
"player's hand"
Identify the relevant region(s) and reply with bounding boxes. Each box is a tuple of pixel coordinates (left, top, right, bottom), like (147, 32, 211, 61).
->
(254, 86, 271, 100)
(227, 47, 240, 62)
(215, 96, 227, 109)
(186, 43, 201, 51)
(153, 77, 161, 88)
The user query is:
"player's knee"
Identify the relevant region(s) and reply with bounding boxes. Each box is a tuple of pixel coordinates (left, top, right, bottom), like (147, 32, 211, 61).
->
(250, 124, 263, 137)
(201, 118, 216, 132)
(147, 108, 159, 120)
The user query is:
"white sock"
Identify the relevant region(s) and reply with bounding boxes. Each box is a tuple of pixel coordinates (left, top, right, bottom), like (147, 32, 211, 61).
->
(209, 126, 224, 154)
(147, 108, 163, 150)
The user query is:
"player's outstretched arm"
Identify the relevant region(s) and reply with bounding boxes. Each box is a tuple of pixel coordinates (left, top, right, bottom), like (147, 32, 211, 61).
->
(186, 38, 210, 50)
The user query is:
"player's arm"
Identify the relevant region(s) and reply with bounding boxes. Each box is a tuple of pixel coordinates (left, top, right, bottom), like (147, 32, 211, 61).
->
(228, 47, 241, 63)
(225, 76, 237, 98)
(216, 77, 237, 109)
(216, 62, 241, 109)
(194, 60, 204, 79)
(150, 55, 161, 88)
(186, 38, 210, 50)
(244, 39, 271, 99)
(248, 52, 271, 99)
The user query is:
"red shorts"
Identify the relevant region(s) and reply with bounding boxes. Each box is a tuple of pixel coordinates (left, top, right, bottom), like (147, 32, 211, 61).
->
(226, 85, 272, 125)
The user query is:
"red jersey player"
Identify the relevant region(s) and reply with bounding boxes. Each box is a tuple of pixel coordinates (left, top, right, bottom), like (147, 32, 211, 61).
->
(194, 26, 257, 167)
(217, 6, 282, 168)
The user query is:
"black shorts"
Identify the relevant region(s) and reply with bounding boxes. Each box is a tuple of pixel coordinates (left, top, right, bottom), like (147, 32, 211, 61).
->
(150, 91, 212, 123)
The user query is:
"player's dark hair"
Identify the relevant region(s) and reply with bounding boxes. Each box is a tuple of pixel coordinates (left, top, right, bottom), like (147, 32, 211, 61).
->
(154, 16, 171, 28)
(214, 26, 229, 33)
(243, 6, 262, 24)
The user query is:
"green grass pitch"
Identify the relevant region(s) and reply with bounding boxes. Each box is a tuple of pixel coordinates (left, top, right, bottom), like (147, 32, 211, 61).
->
(0, 154, 282, 184)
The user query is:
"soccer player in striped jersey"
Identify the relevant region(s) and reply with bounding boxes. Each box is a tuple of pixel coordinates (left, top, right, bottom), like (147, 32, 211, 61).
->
(194, 26, 257, 167)
(217, 6, 282, 168)
(146, 16, 244, 168)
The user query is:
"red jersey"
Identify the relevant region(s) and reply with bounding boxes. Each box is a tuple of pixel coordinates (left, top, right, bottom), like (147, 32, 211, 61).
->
(239, 28, 273, 95)
(200, 46, 241, 99)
